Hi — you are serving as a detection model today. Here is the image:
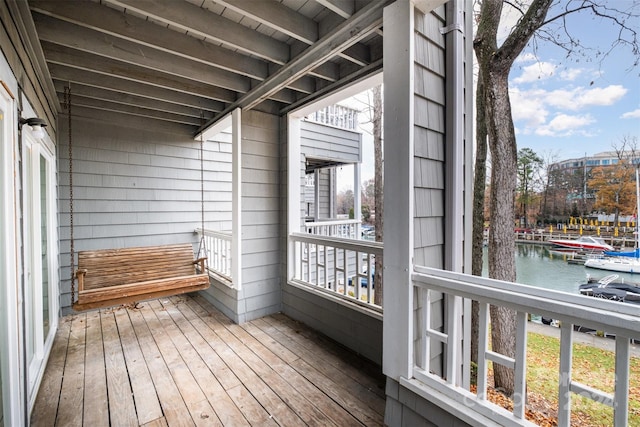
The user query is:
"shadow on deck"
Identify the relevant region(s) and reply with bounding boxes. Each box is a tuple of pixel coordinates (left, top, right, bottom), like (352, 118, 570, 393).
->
(31, 294, 385, 426)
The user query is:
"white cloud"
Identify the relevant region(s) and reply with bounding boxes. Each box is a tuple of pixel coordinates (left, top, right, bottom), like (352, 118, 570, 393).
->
(558, 68, 584, 81)
(509, 87, 548, 130)
(512, 61, 556, 84)
(536, 113, 595, 136)
(621, 108, 640, 119)
(545, 85, 627, 110)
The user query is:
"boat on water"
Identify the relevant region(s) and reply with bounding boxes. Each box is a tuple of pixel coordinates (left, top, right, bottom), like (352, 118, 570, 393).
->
(579, 274, 640, 304)
(548, 235, 614, 252)
(604, 248, 640, 258)
(584, 255, 640, 274)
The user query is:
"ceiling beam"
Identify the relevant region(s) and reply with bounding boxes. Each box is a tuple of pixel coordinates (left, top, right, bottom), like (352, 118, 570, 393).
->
(42, 41, 238, 103)
(30, 0, 270, 81)
(106, 0, 289, 64)
(48, 63, 223, 112)
(65, 105, 196, 136)
(212, 0, 318, 44)
(33, 12, 251, 94)
(58, 92, 202, 125)
(52, 80, 210, 120)
(199, 0, 387, 133)
(315, 0, 354, 19)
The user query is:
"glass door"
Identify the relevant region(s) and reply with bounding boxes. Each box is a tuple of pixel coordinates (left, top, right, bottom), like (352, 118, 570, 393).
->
(22, 125, 57, 410)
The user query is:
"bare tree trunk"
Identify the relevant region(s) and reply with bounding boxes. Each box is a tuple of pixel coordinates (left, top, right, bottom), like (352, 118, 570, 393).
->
(471, 69, 488, 366)
(474, 0, 553, 396)
(372, 85, 384, 306)
(485, 69, 518, 395)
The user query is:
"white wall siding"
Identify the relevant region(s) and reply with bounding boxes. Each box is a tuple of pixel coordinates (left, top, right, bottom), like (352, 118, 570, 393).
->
(301, 120, 361, 164)
(236, 110, 282, 322)
(57, 114, 231, 311)
(300, 120, 361, 222)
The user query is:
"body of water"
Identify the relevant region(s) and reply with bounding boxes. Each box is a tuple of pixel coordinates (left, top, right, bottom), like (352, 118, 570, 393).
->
(483, 243, 640, 294)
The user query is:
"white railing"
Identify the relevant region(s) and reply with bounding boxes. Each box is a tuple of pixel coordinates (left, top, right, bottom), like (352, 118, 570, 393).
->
(289, 232, 383, 309)
(407, 266, 639, 427)
(305, 219, 361, 239)
(195, 228, 232, 282)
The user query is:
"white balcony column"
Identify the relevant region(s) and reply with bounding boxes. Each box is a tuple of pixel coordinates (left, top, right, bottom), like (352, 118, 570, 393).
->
(314, 169, 320, 220)
(354, 162, 362, 238)
(382, 0, 415, 380)
(443, 0, 471, 388)
(231, 107, 242, 289)
(288, 116, 302, 280)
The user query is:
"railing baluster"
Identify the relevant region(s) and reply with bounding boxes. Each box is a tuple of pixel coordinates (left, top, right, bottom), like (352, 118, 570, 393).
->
(477, 302, 489, 401)
(416, 286, 428, 370)
(513, 311, 528, 419)
(614, 336, 630, 426)
(423, 288, 433, 373)
(407, 267, 636, 427)
(343, 247, 348, 296)
(195, 228, 233, 282)
(558, 322, 573, 427)
(288, 232, 383, 309)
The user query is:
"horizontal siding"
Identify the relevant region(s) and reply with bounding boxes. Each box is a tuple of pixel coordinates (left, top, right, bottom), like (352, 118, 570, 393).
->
(239, 110, 282, 322)
(57, 115, 231, 311)
(301, 120, 361, 164)
(300, 121, 359, 223)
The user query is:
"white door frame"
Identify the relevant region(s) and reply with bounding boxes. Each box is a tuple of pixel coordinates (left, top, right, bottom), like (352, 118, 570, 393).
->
(0, 80, 24, 427)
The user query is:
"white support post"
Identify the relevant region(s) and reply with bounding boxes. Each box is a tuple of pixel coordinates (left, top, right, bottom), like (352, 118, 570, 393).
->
(288, 116, 302, 280)
(443, 0, 466, 389)
(382, 0, 415, 381)
(314, 169, 320, 220)
(231, 108, 242, 290)
(354, 162, 361, 238)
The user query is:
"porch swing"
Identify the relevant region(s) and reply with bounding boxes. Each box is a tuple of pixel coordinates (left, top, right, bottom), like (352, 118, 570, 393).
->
(65, 86, 210, 311)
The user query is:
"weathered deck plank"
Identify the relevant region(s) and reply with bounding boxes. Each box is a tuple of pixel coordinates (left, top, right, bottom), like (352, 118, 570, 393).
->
(152, 299, 250, 426)
(31, 315, 71, 427)
(83, 311, 109, 427)
(101, 310, 138, 427)
(137, 302, 221, 427)
(31, 294, 385, 426)
(113, 307, 163, 424)
(127, 307, 196, 427)
(55, 314, 87, 427)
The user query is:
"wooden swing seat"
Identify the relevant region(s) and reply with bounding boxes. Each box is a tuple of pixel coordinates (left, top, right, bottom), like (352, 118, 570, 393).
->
(73, 243, 209, 311)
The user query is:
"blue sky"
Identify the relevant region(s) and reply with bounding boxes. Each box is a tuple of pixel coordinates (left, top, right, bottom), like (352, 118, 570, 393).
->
(337, 1, 640, 191)
(508, 1, 640, 161)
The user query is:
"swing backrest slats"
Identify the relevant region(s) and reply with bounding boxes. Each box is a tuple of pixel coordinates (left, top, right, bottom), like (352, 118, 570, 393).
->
(77, 243, 202, 291)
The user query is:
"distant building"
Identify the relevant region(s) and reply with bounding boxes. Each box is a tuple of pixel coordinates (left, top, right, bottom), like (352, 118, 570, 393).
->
(552, 151, 640, 172)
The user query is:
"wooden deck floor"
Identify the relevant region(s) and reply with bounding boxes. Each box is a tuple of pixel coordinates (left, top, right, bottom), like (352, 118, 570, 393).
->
(31, 294, 385, 427)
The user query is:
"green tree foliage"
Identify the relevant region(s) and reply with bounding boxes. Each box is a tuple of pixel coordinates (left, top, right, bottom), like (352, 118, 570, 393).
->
(517, 148, 543, 227)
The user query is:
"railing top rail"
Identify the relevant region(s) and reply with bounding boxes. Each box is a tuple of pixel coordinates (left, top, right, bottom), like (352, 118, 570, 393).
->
(305, 219, 361, 226)
(195, 228, 232, 238)
(413, 265, 640, 338)
(290, 232, 383, 254)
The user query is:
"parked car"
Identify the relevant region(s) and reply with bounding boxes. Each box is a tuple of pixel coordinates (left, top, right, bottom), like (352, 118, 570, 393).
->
(348, 267, 375, 288)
